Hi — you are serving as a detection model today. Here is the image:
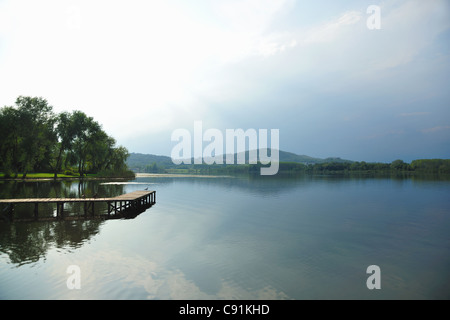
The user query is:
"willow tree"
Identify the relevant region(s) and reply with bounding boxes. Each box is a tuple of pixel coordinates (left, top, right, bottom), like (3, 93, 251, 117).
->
(0, 96, 56, 178)
(1, 96, 132, 178)
(0, 106, 21, 177)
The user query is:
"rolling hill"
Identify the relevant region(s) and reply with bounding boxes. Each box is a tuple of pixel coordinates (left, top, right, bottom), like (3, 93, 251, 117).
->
(127, 150, 353, 172)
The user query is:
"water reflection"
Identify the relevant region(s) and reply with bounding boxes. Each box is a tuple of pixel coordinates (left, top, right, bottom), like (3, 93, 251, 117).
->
(0, 179, 127, 199)
(0, 175, 324, 266)
(0, 174, 449, 299)
(56, 249, 291, 300)
(0, 220, 102, 266)
(0, 179, 130, 265)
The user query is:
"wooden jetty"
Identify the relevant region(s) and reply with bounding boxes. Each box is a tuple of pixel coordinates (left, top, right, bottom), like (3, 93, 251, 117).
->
(0, 190, 156, 222)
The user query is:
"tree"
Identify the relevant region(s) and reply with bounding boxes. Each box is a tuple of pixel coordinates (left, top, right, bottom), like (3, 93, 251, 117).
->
(0, 97, 56, 178)
(16, 96, 56, 178)
(391, 159, 407, 171)
(110, 146, 130, 172)
(68, 111, 102, 176)
(53, 111, 77, 178)
(0, 107, 21, 176)
(85, 128, 109, 172)
(1, 96, 132, 179)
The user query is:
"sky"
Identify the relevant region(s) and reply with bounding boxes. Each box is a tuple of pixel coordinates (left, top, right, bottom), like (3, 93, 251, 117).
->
(0, 0, 449, 162)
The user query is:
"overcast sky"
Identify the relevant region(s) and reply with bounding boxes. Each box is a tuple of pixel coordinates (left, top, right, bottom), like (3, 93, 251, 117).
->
(1, 0, 449, 162)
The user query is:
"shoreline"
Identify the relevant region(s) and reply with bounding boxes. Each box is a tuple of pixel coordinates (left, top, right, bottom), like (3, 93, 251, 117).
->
(1, 171, 449, 181)
(135, 173, 233, 178)
(0, 172, 234, 181)
(0, 175, 135, 182)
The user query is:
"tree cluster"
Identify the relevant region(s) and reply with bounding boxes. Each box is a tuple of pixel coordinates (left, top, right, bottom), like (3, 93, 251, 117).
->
(410, 159, 450, 174)
(177, 159, 450, 175)
(272, 159, 450, 174)
(0, 96, 132, 178)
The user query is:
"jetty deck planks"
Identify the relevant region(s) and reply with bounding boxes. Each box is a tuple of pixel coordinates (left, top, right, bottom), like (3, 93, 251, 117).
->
(0, 190, 156, 222)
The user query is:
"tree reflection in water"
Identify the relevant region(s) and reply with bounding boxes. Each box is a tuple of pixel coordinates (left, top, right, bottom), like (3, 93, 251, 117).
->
(0, 179, 128, 265)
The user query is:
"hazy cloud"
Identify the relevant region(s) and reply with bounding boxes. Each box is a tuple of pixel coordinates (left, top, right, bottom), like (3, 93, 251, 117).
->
(421, 126, 450, 134)
(399, 112, 431, 117)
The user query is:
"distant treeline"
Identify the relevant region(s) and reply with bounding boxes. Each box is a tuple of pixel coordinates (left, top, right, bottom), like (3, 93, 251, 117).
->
(275, 159, 450, 174)
(140, 159, 450, 175)
(0, 96, 134, 179)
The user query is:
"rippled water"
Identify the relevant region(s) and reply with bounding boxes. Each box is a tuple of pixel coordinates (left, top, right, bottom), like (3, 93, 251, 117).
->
(0, 174, 449, 299)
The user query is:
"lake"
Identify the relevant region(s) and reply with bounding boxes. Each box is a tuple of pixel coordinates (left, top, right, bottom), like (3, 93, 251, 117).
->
(0, 173, 449, 299)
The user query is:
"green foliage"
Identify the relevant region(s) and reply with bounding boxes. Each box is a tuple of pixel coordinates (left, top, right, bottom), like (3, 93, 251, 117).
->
(64, 169, 76, 176)
(391, 159, 408, 171)
(144, 162, 166, 173)
(0, 96, 132, 179)
(410, 159, 450, 174)
(96, 168, 135, 178)
(0, 97, 57, 178)
(125, 150, 450, 177)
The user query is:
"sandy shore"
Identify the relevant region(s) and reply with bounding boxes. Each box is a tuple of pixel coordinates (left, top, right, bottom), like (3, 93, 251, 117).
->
(135, 173, 233, 178)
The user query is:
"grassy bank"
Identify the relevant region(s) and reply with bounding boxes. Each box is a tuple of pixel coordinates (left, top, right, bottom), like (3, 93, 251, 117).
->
(0, 170, 136, 180)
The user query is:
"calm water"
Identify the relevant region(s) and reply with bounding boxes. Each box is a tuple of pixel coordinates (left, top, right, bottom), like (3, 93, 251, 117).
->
(0, 174, 449, 299)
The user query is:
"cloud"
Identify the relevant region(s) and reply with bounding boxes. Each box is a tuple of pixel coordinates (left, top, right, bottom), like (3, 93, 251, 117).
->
(215, 0, 294, 35)
(421, 126, 450, 134)
(1, 0, 449, 160)
(302, 10, 362, 44)
(365, 0, 450, 72)
(52, 249, 290, 299)
(399, 112, 431, 117)
(205, 0, 297, 62)
(362, 130, 406, 140)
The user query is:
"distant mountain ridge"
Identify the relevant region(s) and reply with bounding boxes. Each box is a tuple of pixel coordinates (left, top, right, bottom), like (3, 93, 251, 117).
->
(127, 150, 353, 171)
(274, 150, 353, 164)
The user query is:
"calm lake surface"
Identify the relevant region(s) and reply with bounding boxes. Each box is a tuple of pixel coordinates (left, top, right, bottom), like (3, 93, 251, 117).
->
(0, 174, 449, 299)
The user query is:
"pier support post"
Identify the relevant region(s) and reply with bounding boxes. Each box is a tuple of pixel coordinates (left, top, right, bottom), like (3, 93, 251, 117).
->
(60, 202, 64, 219)
(34, 203, 39, 220)
(56, 202, 64, 219)
(9, 204, 14, 222)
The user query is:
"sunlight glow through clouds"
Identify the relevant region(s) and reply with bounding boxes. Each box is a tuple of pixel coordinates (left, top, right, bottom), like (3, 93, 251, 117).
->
(302, 10, 362, 44)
